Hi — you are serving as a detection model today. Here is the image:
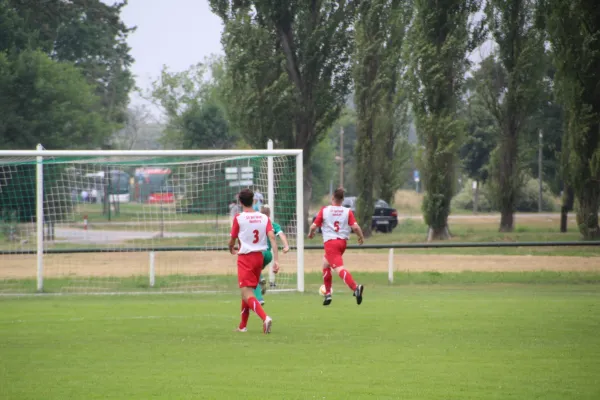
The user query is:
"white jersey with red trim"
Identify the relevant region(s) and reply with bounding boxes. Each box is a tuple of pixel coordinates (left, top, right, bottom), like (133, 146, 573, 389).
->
(314, 205, 356, 242)
(230, 212, 273, 254)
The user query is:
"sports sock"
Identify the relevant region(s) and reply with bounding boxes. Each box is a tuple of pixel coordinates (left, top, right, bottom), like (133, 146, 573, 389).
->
(247, 297, 267, 321)
(239, 300, 250, 330)
(322, 267, 332, 294)
(253, 285, 263, 302)
(337, 267, 358, 291)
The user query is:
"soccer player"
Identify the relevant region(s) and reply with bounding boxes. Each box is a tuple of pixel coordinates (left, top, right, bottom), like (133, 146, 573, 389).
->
(253, 204, 290, 305)
(229, 189, 279, 334)
(308, 188, 365, 306)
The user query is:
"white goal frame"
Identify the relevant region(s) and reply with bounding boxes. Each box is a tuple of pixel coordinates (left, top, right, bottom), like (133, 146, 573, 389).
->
(0, 144, 305, 293)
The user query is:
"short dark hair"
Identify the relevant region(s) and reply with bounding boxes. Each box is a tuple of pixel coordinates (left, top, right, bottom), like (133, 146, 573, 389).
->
(333, 187, 345, 201)
(238, 189, 254, 207)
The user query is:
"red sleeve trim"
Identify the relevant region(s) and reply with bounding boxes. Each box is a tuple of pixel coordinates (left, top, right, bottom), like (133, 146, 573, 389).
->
(348, 210, 357, 226)
(314, 206, 326, 227)
(230, 215, 240, 238)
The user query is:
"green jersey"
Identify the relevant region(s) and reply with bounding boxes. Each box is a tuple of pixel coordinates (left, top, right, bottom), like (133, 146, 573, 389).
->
(268, 222, 282, 251)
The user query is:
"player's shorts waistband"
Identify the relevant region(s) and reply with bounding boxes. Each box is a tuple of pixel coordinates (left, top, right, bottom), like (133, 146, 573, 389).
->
(324, 238, 348, 243)
(238, 250, 267, 255)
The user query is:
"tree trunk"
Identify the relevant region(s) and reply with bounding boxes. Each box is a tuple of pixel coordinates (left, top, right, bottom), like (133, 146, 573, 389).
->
(575, 186, 600, 239)
(499, 208, 514, 232)
(560, 206, 568, 233)
(473, 180, 479, 214)
(560, 185, 573, 233)
(497, 126, 518, 232)
(427, 225, 451, 241)
(296, 118, 314, 234)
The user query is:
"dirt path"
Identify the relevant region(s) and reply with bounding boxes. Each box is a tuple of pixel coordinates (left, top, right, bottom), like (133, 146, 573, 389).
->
(1, 250, 599, 279)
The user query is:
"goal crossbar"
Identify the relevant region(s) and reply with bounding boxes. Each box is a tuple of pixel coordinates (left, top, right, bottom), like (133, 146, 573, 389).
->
(0, 149, 303, 157)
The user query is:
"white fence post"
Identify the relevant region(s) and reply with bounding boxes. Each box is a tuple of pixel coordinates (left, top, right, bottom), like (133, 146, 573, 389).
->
(388, 248, 394, 284)
(149, 251, 156, 288)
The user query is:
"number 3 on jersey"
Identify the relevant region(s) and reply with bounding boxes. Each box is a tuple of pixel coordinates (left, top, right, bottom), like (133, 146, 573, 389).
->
(334, 221, 340, 232)
(252, 229, 259, 243)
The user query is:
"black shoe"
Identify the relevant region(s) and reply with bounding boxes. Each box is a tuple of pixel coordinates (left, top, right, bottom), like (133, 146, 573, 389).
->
(353, 285, 364, 305)
(269, 282, 277, 288)
(323, 294, 332, 306)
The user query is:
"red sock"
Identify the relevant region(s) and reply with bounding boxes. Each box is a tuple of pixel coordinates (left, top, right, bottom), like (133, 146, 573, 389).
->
(322, 268, 332, 294)
(239, 300, 250, 329)
(247, 297, 267, 321)
(337, 268, 357, 291)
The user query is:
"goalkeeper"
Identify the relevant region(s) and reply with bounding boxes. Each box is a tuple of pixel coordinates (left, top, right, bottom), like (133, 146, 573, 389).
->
(254, 204, 289, 304)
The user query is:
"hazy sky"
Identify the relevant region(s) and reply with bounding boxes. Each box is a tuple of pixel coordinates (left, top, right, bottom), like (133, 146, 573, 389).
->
(114, 0, 224, 108)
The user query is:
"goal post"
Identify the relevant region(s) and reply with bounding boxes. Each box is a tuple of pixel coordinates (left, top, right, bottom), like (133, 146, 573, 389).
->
(0, 146, 304, 294)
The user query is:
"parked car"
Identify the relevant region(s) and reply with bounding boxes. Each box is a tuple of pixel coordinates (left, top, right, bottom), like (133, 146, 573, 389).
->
(312, 196, 398, 233)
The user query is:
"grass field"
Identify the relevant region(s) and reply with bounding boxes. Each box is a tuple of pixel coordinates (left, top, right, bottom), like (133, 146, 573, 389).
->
(2, 281, 600, 399)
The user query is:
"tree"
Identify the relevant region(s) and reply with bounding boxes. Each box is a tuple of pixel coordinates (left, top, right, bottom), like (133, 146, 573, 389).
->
(210, 0, 359, 229)
(374, 0, 413, 206)
(148, 60, 239, 150)
(354, 0, 412, 235)
(329, 109, 358, 195)
(0, 50, 112, 150)
(477, 0, 545, 232)
(112, 105, 155, 150)
(460, 95, 498, 213)
(542, 0, 600, 239)
(407, 0, 484, 240)
(524, 51, 563, 195)
(7, 0, 136, 124)
(354, 0, 386, 236)
(180, 102, 232, 149)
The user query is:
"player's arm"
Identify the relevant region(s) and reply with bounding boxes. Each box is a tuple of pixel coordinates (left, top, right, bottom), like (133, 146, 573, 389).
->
(228, 236, 238, 255)
(268, 230, 280, 273)
(279, 232, 290, 253)
(229, 215, 240, 254)
(273, 222, 290, 253)
(351, 223, 365, 245)
(348, 210, 364, 245)
(308, 207, 324, 239)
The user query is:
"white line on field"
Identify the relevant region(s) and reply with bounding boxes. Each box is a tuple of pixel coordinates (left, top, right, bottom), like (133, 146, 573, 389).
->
(0, 313, 237, 325)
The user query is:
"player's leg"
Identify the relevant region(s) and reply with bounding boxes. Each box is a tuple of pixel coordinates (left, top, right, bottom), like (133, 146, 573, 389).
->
(237, 299, 250, 332)
(238, 253, 272, 333)
(330, 240, 364, 304)
(253, 283, 264, 305)
(258, 250, 273, 304)
(322, 257, 333, 306)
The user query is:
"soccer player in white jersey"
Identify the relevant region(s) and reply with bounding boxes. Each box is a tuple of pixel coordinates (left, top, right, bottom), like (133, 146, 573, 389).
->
(308, 188, 365, 306)
(229, 189, 280, 334)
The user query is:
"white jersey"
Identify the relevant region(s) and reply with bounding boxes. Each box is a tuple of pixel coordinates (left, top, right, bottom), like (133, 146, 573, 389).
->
(315, 205, 356, 242)
(230, 211, 272, 254)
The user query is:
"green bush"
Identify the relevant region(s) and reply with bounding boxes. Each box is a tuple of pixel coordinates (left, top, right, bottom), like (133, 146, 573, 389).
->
(451, 180, 494, 212)
(516, 177, 557, 212)
(452, 177, 557, 212)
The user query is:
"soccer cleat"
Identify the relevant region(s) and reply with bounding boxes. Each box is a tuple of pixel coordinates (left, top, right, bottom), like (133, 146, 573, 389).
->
(269, 282, 277, 288)
(260, 279, 267, 295)
(235, 327, 248, 333)
(353, 284, 364, 305)
(263, 316, 272, 334)
(259, 300, 265, 306)
(323, 293, 332, 306)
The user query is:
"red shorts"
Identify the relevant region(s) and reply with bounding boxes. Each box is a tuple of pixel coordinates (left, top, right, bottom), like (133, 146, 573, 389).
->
(237, 252, 264, 288)
(324, 239, 347, 268)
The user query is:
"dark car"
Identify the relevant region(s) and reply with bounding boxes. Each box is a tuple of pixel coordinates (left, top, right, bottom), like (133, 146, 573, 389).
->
(312, 196, 398, 233)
